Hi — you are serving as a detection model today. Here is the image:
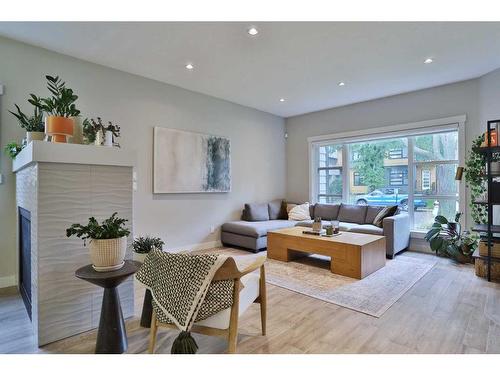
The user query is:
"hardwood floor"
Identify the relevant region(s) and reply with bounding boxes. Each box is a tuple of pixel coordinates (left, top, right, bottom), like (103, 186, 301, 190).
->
(1, 252, 500, 354)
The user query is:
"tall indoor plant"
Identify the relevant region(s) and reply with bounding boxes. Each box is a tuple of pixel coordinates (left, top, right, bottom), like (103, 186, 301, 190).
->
(464, 135, 488, 224)
(66, 212, 130, 271)
(8, 103, 45, 142)
(29, 75, 81, 143)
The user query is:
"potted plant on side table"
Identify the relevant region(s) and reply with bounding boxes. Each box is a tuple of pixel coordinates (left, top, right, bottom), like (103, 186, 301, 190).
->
(66, 212, 130, 272)
(9, 103, 45, 143)
(29, 75, 81, 143)
(132, 235, 164, 327)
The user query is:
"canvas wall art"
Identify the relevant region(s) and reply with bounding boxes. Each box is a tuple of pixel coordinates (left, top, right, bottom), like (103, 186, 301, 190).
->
(153, 127, 231, 193)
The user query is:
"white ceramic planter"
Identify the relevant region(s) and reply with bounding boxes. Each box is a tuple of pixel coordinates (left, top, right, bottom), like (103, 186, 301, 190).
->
(27, 131, 45, 143)
(89, 236, 127, 272)
(133, 252, 147, 263)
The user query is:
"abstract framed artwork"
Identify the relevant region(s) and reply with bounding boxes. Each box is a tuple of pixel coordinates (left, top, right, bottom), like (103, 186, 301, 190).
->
(153, 127, 231, 193)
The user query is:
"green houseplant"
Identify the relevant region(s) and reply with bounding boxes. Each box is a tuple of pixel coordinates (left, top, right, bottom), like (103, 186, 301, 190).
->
(464, 135, 488, 224)
(4, 142, 24, 159)
(132, 235, 164, 262)
(425, 213, 478, 263)
(29, 75, 81, 143)
(66, 212, 130, 272)
(133, 236, 164, 254)
(9, 103, 45, 142)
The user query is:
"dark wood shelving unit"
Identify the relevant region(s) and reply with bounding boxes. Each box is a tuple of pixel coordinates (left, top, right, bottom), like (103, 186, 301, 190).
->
(472, 119, 500, 282)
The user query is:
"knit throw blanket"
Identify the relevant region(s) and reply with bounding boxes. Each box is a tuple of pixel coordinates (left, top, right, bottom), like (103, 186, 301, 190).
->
(136, 249, 234, 353)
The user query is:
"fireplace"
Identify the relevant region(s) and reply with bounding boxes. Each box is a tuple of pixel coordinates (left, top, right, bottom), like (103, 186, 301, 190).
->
(18, 207, 32, 320)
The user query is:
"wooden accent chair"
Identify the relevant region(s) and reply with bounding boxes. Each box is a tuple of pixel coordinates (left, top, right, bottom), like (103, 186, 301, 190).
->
(148, 255, 267, 354)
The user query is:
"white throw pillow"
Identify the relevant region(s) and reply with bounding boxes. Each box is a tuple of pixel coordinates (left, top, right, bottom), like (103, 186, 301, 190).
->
(288, 202, 311, 221)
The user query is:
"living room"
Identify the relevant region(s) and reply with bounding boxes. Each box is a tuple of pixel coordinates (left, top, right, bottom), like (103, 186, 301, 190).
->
(1, 1, 500, 372)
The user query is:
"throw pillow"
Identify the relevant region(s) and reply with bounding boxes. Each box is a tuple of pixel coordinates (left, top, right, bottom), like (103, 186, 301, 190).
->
(372, 205, 398, 228)
(288, 202, 311, 221)
(268, 199, 288, 220)
(244, 203, 270, 221)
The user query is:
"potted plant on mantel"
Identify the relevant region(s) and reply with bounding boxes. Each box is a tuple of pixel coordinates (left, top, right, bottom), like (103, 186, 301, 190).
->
(66, 212, 130, 272)
(29, 75, 81, 143)
(425, 213, 479, 263)
(8, 103, 45, 143)
(132, 235, 164, 328)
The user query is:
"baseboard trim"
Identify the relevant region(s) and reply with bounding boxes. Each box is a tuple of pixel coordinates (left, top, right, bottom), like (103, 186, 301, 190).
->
(0, 275, 16, 289)
(166, 240, 223, 253)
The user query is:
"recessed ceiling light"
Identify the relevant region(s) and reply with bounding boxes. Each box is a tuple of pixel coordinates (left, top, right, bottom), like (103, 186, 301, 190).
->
(247, 27, 259, 36)
(338, 82, 345, 87)
(279, 98, 285, 102)
(424, 58, 434, 64)
(185, 63, 194, 70)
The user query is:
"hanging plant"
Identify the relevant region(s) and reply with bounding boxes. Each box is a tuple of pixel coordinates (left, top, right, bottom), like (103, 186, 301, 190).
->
(464, 135, 488, 224)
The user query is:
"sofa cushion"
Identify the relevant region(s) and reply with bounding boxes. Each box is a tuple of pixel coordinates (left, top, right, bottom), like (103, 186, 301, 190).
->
(338, 222, 360, 232)
(348, 224, 384, 235)
(337, 204, 368, 224)
(244, 203, 270, 221)
(222, 220, 295, 238)
(313, 204, 340, 220)
(268, 199, 287, 220)
(373, 205, 398, 228)
(295, 219, 331, 228)
(288, 202, 311, 221)
(365, 206, 385, 224)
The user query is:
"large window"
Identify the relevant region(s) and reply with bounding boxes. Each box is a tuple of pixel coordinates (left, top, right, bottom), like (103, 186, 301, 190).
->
(313, 129, 460, 231)
(317, 144, 343, 203)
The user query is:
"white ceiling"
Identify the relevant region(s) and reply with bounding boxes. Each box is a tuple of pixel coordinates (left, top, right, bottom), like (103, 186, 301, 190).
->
(1, 22, 500, 117)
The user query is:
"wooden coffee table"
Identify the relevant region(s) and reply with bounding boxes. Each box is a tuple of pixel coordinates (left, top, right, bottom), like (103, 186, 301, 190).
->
(267, 227, 386, 279)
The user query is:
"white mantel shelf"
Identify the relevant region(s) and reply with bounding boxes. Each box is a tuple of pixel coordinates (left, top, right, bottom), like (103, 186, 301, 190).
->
(13, 140, 136, 172)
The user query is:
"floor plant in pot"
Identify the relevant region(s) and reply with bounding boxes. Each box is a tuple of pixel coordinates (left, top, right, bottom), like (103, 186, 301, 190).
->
(425, 213, 479, 263)
(132, 235, 164, 328)
(29, 75, 81, 143)
(8, 103, 45, 142)
(66, 212, 130, 272)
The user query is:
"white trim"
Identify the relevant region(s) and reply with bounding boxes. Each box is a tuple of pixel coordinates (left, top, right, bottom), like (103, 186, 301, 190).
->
(0, 275, 16, 288)
(307, 115, 466, 145)
(165, 240, 222, 253)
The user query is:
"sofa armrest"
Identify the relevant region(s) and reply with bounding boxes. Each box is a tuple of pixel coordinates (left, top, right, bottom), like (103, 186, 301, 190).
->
(382, 213, 410, 257)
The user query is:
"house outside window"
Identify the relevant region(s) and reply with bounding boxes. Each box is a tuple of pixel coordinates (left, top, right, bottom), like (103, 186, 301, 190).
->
(421, 169, 431, 190)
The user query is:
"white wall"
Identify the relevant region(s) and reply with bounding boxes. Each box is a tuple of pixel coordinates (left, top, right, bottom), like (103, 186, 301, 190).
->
(285, 79, 482, 231)
(0, 37, 286, 284)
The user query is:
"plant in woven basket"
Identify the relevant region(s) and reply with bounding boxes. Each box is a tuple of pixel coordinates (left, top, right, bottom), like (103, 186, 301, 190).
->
(66, 213, 130, 271)
(133, 236, 164, 254)
(66, 212, 130, 245)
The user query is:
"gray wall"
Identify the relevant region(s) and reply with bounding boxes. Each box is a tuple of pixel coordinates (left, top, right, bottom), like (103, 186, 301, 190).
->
(0, 37, 286, 284)
(479, 67, 500, 124)
(285, 79, 482, 230)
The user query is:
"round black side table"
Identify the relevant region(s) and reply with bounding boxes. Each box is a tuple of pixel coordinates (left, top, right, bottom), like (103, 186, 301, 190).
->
(75, 260, 141, 354)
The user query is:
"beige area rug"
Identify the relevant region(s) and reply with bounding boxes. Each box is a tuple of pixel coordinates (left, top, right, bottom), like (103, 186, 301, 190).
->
(198, 247, 437, 318)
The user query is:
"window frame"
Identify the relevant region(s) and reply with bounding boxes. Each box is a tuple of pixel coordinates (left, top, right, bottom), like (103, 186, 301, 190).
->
(308, 115, 466, 236)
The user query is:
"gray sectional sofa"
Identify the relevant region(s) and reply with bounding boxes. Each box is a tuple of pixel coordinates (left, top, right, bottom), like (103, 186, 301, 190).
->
(221, 201, 410, 258)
